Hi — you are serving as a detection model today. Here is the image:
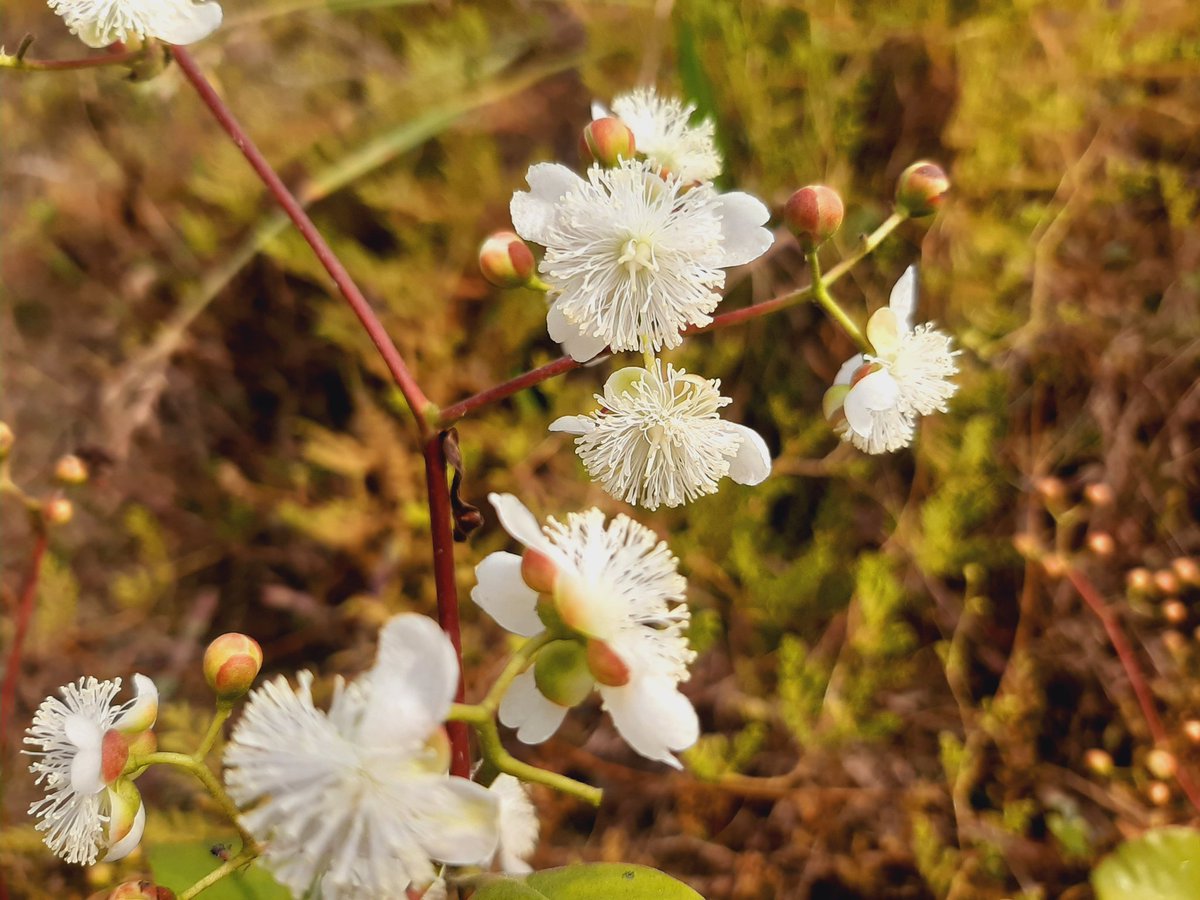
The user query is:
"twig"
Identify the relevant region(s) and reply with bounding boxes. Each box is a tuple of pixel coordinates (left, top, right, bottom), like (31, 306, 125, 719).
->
(0, 47, 145, 72)
(0, 529, 49, 771)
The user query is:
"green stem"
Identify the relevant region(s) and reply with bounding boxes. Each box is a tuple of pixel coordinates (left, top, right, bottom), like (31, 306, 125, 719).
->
(177, 851, 256, 900)
(193, 704, 233, 761)
(807, 252, 869, 353)
(136, 751, 259, 851)
(449, 703, 602, 807)
(480, 632, 554, 715)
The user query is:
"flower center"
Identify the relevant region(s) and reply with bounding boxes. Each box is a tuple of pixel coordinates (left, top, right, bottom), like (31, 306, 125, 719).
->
(617, 237, 658, 278)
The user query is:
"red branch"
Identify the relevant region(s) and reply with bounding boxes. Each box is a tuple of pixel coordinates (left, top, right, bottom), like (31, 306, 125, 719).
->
(0, 530, 49, 766)
(1066, 566, 1200, 814)
(3, 47, 145, 71)
(170, 47, 433, 432)
(423, 434, 470, 777)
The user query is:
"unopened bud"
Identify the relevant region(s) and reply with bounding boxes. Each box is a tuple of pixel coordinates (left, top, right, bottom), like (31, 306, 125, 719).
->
(1087, 532, 1115, 557)
(521, 548, 559, 594)
(1147, 780, 1172, 806)
(1084, 748, 1113, 777)
(44, 497, 74, 525)
(1146, 748, 1177, 780)
(1126, 568, 1154, 595)
(580, 117, 636, 168)
(1154, 569, 1181, 596)
(1042, 554, 1067, 579)
(1162, 600, 1188, 626)
(586, 638, 631, 687)
(0, 422, 13, 457)
(54, 454, 90, 486)
(104, 882, 161, 900)
(203, 633, 263, 702)
(533, 640, 592, 708)
(1033, 476, 1066, 504)
(1183, 720, 1200, 745)
(784, 185, 844, 250)
(479, 232, 536, 289)
(1084, 483, 1115, 507)
(1171, 557, 1200, 587)
(895, 160, 949, 217)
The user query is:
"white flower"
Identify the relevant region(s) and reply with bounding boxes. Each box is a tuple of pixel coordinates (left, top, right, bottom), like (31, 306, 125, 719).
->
(47, 0, 222, 49)
(829, 266, 959, 454)
(550, 363, 771, 509)
(472, 494, 699, 768)
(223, 614, 500, 899)
(25, 674, 158, 865)
(490, 774, 538, 874)
(596, 87, 722, 184)
(511, 159, 772, 361)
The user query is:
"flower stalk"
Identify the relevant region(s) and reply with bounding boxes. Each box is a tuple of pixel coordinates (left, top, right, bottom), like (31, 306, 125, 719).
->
(807, 252, 868, 352)
(134, 751, 259, 852)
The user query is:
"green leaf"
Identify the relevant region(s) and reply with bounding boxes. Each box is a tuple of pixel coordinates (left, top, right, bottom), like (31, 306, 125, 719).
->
(526, 863, 703, 899)
(1092, 827, 1200, 900)
(472, 876, 551, 899)
(147, 842, 291, 899)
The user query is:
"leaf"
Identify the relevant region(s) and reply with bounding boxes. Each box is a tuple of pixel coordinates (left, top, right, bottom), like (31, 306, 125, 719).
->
(1092, 827, 1200, 900)
(472, 877, 551, 900)
(526, 863, 704, 899)
(148, 841, 291, 899)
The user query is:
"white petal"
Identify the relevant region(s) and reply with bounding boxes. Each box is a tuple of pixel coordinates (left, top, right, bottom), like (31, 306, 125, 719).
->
(70, 744, 104, 796)
(602, 366, 647, 402)
(834, 354, 865, 387)
(510, 164, 581, 246)
(498, 669, 569, 744)
(888, 265, 918, 332)
(591, 100, 610, 120)
(713, 192, 773, 268)
(102, 801, 145, 862)
(726, 424, 771, 485)
(488, 493, 552, 554)
(472, 553, 544, 637)
(64, 712, 103, 751)
(843, 370, 900, 437)
(73, 20, 119, 48)
(414, 778, 501, 866)
(363, 614, 459, 743)
(547, 303, 608, 361)
(111, 674, 158, 734)
(600, 677, 699, 769)
(548, 415, 594, 435)
(491, 774, 538, 874)
(146, 0, 223, 45)
(866, 307, 901, 357)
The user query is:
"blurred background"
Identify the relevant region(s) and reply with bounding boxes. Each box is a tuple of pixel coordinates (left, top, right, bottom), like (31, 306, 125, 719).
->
(2, 1, 1199, 897)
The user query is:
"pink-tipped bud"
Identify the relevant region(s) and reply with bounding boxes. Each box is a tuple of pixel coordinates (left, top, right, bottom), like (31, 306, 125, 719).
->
(1084, 483, 1114, 507)
(479, 231, 536, 289)
(1155, 569, 1181, 596)
(0, 422, 14, 457)
(203, 633, 263, 702)
(1084, 748, 1114, 777)
(784, 185, 844, 250)
(1171, 557, 1200, 587)
(1183, 720, 1200, 745)
(101, 730, 131, 784)
(54, 454, 90, 486)
(580, 117, 636, 168)
(1147, 780, 1172, 806)
(521, 548, 559, 594)
(1146, 748, 1177, 780)
(1126, 567, 1154, 595)
(1087, 532, 1115, 557)
(533, 640, 593, 708)
(895, 160, 950, 217)
(586, 638, 630, 687)
(44, 497, 74, 526)
(1163, 600, 1188, 626)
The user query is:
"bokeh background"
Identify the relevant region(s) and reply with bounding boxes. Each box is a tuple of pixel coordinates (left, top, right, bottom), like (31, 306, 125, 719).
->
(2, 1, 1199, 897)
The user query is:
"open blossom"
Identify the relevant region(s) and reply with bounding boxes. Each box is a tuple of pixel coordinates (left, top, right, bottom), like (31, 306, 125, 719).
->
(511, 158, 772, 361)
(827, 266, 959, 454)
(223, 614, 499, 899)
(25, 674, 158, 865)
(596, 87, 722, 183)
(550, 363, 771, 509)
(472, 494, 698, 767)
(47, 0, 223, 48)
(490, 774, 538, 874)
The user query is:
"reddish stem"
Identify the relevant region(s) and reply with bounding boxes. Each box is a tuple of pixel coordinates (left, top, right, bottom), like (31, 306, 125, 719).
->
(170, 47, 433, 432)
(0, 530, 49, 768)
(2, 47, 145, 71)
(422, 434, 470, 777)
(1066, 566, 1200, 814)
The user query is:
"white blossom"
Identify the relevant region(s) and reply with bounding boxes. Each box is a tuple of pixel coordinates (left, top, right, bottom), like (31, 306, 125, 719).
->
(596, 86, 723, 184)
(472, 494, 698, 768)
(25, 674, 157, 865)
(511, 159, 772, 361)
(47, 0, 222, 49)
(223, 615, 500, 899)
(830, 266, 958, 453)
(490, 774, 538, 874)
(550, 362, 771, 509)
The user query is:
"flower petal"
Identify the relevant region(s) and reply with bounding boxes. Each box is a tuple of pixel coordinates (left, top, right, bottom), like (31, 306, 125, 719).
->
(146, 0, 223, 46)
(491, 774, 538, 874)
(713, 192, 773, 268)
(548, 415, 594, 435)
(112, 674, 158, 735)
(511, 163, 581, 246)
(102, 796, 145, 862)
(866, 307, 901, 357)
(834, 354, 865, 387)
(547, 303, 609, 362)
(363, 614, 459, 743)
(591, 100, 611, 120)
(843, 369, 900, 437)
(888, 265, 918, 332)
(726, 424, 772, 485)
(498, 669, 569, 744)
(488, 493, 552, 554)
(599, 676, 699, 769)
(602, 366, 648, 402)
(413, 777, 501, 867)
(471, 552, 544, 637)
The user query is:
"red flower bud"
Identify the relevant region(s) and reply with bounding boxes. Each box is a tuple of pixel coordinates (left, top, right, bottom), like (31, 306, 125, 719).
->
(784, 185, 844, 249)
(203, 633, 263, 702)
(478, 231, 536, 288)
(580, 117, 636, 168)
(895, 161, 949, 217)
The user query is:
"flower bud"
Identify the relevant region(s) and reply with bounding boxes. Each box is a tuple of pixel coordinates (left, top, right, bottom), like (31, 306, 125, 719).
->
(1162, 600, 1188, 626)
(1033, 476, 1066, 504)
(203, 633, 263, 702)
(586, 638, 630, 687)
(895, 160, 949, 216)
(1183, 720, 1200, 745)
(478, 231, 536, 288)
(1146, 748, 1177, 780)
(1042, 554, 1067, 579)
(1087, 532, 1115, 557)
(1147, 780, 1172, 806)
(1126, 567, 1154, 595)
(54, 454, 90, 486)
(1171, 557, 1200, 587)
(580, 117, 636, 168)
(102, 882, 168, 900)
(784, 185, 844, 250)
(1084, 748, 1113, 777)
(0, 422, 13, 458)
(521, 548, 559, 594)
(533, 640, 593, 708)
(43, 497, 74, 525)
(1084, 483, 1114, 507)
(1154, 569, 1181, 596)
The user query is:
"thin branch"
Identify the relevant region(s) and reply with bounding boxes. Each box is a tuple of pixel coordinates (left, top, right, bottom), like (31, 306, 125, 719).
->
(0, 47, 146, 72)
(0, 528, 49, 769)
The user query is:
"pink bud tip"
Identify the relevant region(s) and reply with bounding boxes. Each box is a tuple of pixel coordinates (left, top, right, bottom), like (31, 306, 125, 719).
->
(203, 633, 263, 701)
(479, 231, 536, 288)
(580, 117, 636, 168)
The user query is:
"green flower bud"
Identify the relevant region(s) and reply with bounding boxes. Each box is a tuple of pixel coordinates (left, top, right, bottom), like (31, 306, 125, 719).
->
(895, 160, 949, 217)
(533, 640, 593, 708)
